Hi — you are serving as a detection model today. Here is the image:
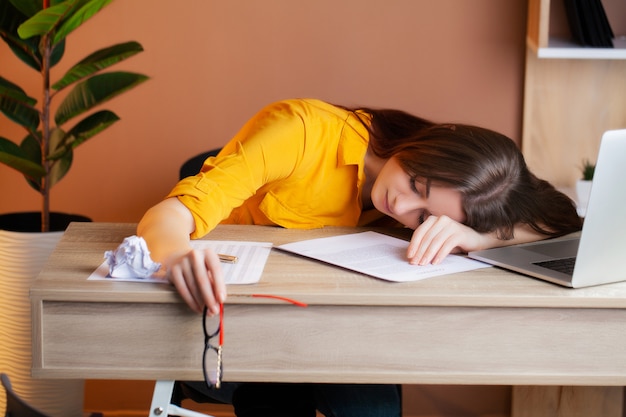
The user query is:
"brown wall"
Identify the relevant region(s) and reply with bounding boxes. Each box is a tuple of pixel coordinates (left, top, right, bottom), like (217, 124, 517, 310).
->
(0, 0, 527, 224)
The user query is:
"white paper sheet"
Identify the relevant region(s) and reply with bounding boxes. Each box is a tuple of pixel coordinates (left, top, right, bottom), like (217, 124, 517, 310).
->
(277, 231, 490, 282)
(89, 240, 272, 284)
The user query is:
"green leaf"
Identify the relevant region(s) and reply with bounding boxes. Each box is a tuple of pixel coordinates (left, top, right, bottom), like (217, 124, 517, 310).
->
(0, 76, 37, 106)
(47, 128, 72, 187)
(21, 129, 73, 191)
(20, 131, 41, 158)
(53, 0, 112, 45)
(48, 110, 119, 159)
(47, 149, 73, 188)
(21, 133, 45, 192)
(2, 35, 42, 70)
(9, 0, 70, 17)
(53, 41, 144, 91)
(0, 77, 40, 130)
(1, 0, 27, 34)
(0, 136, 46, 179)
(0, 0, 42, 70)
(66, 110, 119, 146)
(11, 0, 68, 17)
(50, 38, 66, 67)
(16, 2, 74, 39)
(54, 71, 149, 126)
(16, 0, 104, 42)
(8, 0, 42, 17)
(20, 133, 43, 192)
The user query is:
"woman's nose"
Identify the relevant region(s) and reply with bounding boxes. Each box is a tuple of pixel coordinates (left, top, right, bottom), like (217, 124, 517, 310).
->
(391, 194, 424, 215)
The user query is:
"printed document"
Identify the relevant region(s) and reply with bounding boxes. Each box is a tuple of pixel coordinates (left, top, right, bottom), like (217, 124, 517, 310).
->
(277, 231, 490, 282)
(89, 240, 272, 284)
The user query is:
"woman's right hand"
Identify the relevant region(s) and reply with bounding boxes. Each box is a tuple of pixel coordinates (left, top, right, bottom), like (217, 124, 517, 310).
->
(166, 247, 227, 315)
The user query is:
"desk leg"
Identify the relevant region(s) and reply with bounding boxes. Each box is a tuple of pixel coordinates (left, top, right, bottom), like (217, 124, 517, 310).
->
(512, 386, 623, 417)
(149, 381, 176, 417)
(148, 381, 216, 417)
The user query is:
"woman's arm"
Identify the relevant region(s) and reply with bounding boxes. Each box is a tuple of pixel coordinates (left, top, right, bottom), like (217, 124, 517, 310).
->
(137, 101, 353, 312)
(137, 197, 226, 314)
(406, 215, 548, 266)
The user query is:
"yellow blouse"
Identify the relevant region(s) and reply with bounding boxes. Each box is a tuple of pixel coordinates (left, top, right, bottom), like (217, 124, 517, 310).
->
(167, 98, 380, 239)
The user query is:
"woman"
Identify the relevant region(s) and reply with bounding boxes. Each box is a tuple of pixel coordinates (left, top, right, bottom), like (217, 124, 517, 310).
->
(137, 98, 581, 417)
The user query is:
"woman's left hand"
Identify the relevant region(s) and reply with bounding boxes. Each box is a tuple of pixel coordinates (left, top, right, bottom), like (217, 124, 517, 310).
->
(406, 215, 487, 265)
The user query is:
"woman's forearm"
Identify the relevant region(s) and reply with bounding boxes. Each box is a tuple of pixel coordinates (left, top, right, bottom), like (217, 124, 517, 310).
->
(138, 197, 227, 314)
(483, 223, 550, 249)
(137, 197, 196, 266)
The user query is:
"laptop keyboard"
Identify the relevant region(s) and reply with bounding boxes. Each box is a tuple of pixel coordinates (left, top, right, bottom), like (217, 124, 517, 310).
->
(533, 257, 576, 275)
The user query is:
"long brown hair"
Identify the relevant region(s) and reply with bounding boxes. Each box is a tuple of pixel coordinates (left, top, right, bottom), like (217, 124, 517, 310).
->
(350, 107, 582, 239)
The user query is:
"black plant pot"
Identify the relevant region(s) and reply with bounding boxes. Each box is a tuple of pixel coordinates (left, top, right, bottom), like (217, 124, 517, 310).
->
(0, 212, 91, 233)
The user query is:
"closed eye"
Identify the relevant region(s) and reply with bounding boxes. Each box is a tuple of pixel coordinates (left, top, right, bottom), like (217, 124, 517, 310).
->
(410, 178, 421, 196)
(410, 177, 430, 198)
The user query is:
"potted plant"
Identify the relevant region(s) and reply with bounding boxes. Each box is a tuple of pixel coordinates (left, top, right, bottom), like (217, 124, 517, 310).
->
(0, 0, 148, 232)
(0, 1, 147, 415)
(576, 158, 595, 216)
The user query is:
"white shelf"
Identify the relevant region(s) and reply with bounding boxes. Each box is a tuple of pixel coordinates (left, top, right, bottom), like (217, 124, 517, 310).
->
(537, 36, 626, 59)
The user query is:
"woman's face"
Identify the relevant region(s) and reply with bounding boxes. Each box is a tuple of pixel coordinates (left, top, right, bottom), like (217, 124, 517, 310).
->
(371, 157, 466, 229)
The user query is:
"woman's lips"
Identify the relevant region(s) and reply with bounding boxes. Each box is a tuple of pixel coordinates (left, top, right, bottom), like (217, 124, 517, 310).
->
(384, 192, 391, 215)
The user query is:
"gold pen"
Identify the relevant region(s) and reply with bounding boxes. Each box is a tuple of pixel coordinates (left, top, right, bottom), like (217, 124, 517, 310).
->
(218, 253, 238, 263)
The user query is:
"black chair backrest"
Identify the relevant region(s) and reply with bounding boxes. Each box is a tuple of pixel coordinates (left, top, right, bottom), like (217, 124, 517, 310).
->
(1, 373, 49, 417)
(179, 148, 222, 180)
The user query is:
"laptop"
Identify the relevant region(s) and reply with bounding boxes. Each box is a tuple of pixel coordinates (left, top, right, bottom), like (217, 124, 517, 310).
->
(468, 129, 626, 288)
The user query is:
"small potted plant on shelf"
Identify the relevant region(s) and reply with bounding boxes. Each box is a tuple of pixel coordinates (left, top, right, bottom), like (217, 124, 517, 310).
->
(576, 158, 595, 216)
(0, 0, 148, 232)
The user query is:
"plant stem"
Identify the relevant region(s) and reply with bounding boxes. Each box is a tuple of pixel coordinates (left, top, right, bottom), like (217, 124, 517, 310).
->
(41, 31, 51, 232)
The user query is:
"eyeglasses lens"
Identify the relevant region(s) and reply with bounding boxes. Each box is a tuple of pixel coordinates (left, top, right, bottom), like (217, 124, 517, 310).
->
(203, 309, 222, 389)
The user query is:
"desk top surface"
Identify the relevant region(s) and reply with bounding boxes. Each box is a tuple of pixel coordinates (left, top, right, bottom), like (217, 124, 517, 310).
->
(32, 222, 626, 309)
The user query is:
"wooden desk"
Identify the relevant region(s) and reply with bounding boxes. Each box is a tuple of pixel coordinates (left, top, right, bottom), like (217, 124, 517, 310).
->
(31, 223, 625, 416)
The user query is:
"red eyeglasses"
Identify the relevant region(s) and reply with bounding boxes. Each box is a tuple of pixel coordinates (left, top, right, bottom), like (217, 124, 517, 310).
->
(202, 294, 307, 389)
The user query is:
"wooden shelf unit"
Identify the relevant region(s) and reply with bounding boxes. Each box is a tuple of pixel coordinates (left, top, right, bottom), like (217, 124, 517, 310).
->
(527, 0, 626, 59)
(522, 0, 626, 188)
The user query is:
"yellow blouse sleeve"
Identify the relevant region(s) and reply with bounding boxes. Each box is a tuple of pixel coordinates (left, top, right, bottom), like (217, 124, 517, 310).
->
(167, 101, 307, 238)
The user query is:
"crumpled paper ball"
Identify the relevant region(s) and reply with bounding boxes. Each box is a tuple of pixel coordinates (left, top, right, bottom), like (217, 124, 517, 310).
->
(104, 235, 161, 279)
